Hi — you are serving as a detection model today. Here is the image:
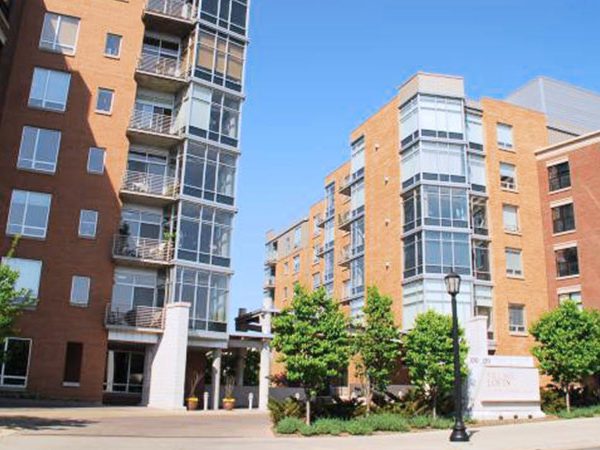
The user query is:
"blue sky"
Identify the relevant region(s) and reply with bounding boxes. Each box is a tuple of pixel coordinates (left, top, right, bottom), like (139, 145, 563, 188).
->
(230, 0, 599, 315)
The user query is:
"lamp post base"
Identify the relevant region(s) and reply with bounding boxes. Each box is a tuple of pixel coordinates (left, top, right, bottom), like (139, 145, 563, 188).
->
(449, 424, 470, 442)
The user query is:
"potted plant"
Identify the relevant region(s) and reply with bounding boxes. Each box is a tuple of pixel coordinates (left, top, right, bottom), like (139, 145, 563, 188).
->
(222, 375, 236, 411)
(186, 371, 202, 411)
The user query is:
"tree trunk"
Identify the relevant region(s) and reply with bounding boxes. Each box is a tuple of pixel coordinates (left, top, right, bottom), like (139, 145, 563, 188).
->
(565, 385, 571, 413)
(305, 393, 311, 425)
(432, 390, 437, 420)
(365, 379, 372, 415)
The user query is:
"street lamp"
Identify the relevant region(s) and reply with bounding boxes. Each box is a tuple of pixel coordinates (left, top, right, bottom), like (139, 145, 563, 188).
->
(444, 271, 469, 442)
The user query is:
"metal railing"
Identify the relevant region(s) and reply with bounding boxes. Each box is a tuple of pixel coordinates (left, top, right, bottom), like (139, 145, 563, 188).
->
(105, 304, 165, 330)
(340, 245, 364, 265)
(138, 53, 184, 79)
(121, 170, 177, 198)
(145, 0, 196, 21)
(129, 109, 176, 136)
(265, 251, 277, 265)
(264, 275, 275, 288)
(339, 170, 364, 195)
(113, 234, 173, 263)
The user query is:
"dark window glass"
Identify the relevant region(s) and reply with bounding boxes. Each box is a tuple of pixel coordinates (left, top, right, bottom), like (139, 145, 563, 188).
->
(548, 162, 571, 191)
(555, 247, 579, 277)
(63, 342, 83, 384)
(552, 203, 575, 234)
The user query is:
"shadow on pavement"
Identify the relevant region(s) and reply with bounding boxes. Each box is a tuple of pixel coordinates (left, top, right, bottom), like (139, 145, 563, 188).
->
(0, 416, 94, 431)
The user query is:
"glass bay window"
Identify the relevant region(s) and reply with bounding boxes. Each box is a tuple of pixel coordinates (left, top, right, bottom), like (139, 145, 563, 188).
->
(196, 26, 245, 92)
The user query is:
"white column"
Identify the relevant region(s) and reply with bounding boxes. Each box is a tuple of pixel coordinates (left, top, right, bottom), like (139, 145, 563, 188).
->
(147, 302, 190, 410)
(212, 349, 222, 410)
(105, 350, 115, 393)
(258, 295, 273, 411)
(235, 348, 247, 386)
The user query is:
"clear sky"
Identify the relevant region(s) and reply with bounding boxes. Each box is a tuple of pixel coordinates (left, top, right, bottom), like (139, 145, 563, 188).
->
(229, 0, 600, 316)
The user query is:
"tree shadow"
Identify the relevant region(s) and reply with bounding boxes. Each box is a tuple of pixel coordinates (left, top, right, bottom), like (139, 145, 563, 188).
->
(0, 415, 94, 431)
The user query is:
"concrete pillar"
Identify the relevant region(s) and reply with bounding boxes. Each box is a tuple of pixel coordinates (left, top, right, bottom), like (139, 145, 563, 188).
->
(212, 349, 222, 410)
(235, 348, 247, 386)
(147, 302, 190, 410)
(258, 295, 273, 411)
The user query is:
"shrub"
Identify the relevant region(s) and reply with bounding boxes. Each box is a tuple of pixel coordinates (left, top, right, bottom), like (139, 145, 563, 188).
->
(409, 415, 431, 429)
(541, 386, 566, 413)
(268, 397, 305, 424)
(311, 418, 345, 435)
(315, 396, 366, 420)
(275, 417, 304, 434)
(429, 417, 454, 429)
(344, 420, 374, 435)
(298, 423, 319, 436)
(556, 405, 600, 419)
(361, 413, 410, 432)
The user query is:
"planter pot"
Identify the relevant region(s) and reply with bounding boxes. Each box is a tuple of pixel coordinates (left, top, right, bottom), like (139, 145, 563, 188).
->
(222, 398, 235, 411)
(186, 397, 199, 411)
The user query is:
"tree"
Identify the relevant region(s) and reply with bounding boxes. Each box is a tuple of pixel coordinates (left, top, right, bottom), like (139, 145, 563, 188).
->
(530, 300, 600, 412)
(272, 284, 350, 424)
(354, 286, 401, 413)
(403, 310, 468, 419)
(0, 237, 32, 345)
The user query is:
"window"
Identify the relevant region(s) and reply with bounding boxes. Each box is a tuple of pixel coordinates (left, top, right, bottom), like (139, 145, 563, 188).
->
(182, 141, 237, 205)
(325, 182, 335, 218)
(283, 262, 289, 275)
(312, 273, 321, 290)
(508, 304, 526, 333)
(324, 251, 334, 283)
(104, 33, 122, 57)
(558, 291, 582, 308)
(403, 189, 421, 232)
(505, 248, 523, 277)
(78, 210, 98, 238)
(500, 162, 516, 190)
(424, 231, 471, 275)
(403, 232, 423, 278)
(548, 161, 571, 191)
(29, 68, 71, 112)
(199, 0, 248, 36)
(350, 136, 365, 175)
(6, 190, 52, 239)
(39, 13, 80, 55)
(105, 350, 144, 393)
(17, 126, 61, 173)
(419, 141, 466, 182)
(1, 258, 42, 300)
(351, 217, 365, 255)
(473, 240, 490, 281)
(196, 26, 245, 91)
(87, 147, 106, 174)
(466, 113, 483, 150)
(111, 269, 164, 311)
(312, 245, 319, 263)
(96, 88, 114, 113)
(0, 338, 32, 387)
(502, 204, 519, 233)
(555, 246, 579, 278)
(293, 255, 300, 274)
(172, 267, 229, 332)
(423, 186, 468, 228)
(63, 342, 83, 385)
(497, 123, 513, 149)
(468, 153, 486, 189)
(350, 256, 365, 297)
(177, 203, 233, 267)
(418, 95, 464, 140)
(293, 227, 302, 248)
(283, 287, 288, 299)
(552, 202, 575, 234)
(70, 276, 90, 306)
(188, 87, 241, 147)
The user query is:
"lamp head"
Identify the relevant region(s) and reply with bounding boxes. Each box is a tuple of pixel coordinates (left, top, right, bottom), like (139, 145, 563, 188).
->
(444, 271, 461, 295)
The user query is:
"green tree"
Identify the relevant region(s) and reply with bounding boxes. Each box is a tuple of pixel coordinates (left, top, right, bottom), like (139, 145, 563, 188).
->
(272, 284, 350, 424)
(530, 300, 600, 412)
(0, 237, 32, 345)
(354, 286, 401, 413)
(403, 310, 468, 419)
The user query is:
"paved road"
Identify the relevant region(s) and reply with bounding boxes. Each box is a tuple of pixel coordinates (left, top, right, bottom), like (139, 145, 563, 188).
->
(1, 407, 600, 450)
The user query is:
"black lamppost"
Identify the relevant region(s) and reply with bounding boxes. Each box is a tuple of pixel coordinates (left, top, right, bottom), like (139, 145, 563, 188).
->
(444, 271, 469, 442)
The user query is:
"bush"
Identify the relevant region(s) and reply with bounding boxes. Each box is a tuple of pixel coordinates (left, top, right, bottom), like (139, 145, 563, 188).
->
(556, 405, 600, 419)
(360, 413, 410, 432)
(409, 415, 431, 429)
(298, 423, 319, 436)
(311, 418, 345, 435)
(315, 396, 366, 419)
(344, 420, 374, 436)
(429, 417, 454, 429)
(275, 417, 304, 434)
(268, 397, 305, 424)
(541, 386, 566, 413)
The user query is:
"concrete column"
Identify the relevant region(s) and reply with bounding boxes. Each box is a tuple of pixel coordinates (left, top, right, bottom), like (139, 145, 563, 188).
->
(235, 348, 247, 386)
(147, 302, 190, 410)
(212, 349, 222, 410)
(258, 295, 273, 411)
(105, 350, 115, 392)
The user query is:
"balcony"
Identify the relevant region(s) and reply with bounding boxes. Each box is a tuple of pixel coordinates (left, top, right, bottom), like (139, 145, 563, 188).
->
(264, 275, 275, 289)
(339, 245, 364, 266)
(112, 234, 173, 267)
(127, 110, 183, 147)
(143, 0, 196, 37)
(315, 241, 334, 257)
(265, 251, 277, 266)
(135, 54, 187, 93)
(120, 170, 178, 207)
(105, 304, 165, 332)
(338, 207, 364, 231)
(338, 169, 364, 196)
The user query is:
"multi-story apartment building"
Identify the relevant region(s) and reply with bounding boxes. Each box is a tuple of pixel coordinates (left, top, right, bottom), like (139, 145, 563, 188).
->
(264, 73, 600, 382)
(0, 0, 268, 409)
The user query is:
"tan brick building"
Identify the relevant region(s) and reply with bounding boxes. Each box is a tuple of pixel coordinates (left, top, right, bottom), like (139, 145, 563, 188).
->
(0, 0, 271, 409)
(264, 73, 600, 383)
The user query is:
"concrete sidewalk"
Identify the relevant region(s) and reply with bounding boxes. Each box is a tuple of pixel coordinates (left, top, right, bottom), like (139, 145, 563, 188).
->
(0, 407, 599, 450)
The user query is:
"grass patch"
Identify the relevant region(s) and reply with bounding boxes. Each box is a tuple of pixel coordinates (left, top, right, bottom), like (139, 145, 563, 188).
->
(556, 405, 600, 419)
(275, 417, 304, 434)
(312, 418, 345, 435)
(360, 413, 410, 432)
(344, 420, 374, 435)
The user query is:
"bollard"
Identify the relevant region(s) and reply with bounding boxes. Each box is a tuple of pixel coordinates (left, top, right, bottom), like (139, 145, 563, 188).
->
(248, 392, 254, 410)
(203, 392, 209, 411)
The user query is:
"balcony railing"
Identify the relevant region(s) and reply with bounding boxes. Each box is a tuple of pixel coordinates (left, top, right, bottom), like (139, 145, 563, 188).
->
(338, 207, 364, 230)
(339, 245, 364, 265)
(265, 251, 277, 265)
(129, 109, 177, 137)
(113, 234, 173, 264)
(339, 169, 364, 196)
(105, 304, 165, 330)
(121, 170, 177, 199)
(138, 53, 184, 79)
(145, 0, 196, 21)
(264, 275, 275, 288)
